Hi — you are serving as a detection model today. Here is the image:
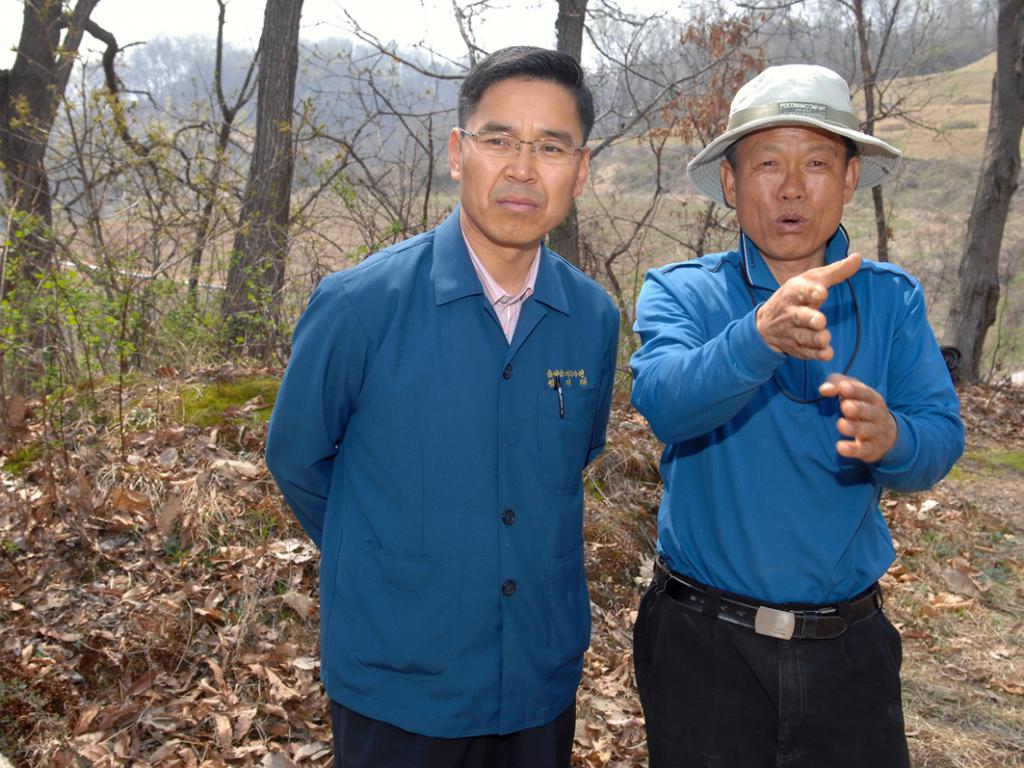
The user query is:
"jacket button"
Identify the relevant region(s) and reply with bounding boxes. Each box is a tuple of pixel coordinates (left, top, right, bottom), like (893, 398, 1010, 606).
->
(502, 364, 513, 380)
(502, 579, 517, 596)
(501, 509, 516, 525)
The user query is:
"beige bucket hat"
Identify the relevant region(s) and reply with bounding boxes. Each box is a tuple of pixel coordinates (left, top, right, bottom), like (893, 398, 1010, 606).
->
(686, 64, 902, 207)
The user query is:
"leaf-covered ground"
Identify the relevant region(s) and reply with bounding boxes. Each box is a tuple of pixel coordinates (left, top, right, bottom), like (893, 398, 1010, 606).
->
(0, 372, 1021, 767)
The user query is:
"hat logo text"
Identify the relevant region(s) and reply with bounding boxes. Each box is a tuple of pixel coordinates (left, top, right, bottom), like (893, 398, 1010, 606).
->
(778, 102, 827, 117)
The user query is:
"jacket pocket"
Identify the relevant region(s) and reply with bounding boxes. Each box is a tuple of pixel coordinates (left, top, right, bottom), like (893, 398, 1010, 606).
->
(538, 386, 598, 494)
(345, 543, 461, 676)
(546, 545, 591, 668)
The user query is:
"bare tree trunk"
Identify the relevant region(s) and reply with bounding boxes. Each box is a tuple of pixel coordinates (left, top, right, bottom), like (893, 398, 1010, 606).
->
(222, 0, 304, 358)
(850, 0, 896, 262)
(189, 0, 258, 307)
(1, 2, 100, 277)
(555, 0, 587, 62)
(869, 185, 889, 262)
(547, 0, 588, 268)
(0, 0, 102, 391)
(946, 0, 1024, 381)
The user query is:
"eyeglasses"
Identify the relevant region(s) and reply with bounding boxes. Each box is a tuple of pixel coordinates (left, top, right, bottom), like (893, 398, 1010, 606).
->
(457, 128, 582, 165)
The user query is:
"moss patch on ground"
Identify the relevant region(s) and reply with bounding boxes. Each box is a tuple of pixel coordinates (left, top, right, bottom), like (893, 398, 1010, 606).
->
(180, 376, 279, 429)
(961, 449, 1024, 475)
(1, 440, 44, 476)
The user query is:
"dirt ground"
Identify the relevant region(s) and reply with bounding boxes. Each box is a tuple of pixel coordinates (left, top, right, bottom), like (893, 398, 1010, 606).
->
(0, 375, 1021, 767)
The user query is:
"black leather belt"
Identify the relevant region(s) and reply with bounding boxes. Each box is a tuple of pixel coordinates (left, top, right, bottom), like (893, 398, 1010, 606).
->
(653, 558, 882, 640)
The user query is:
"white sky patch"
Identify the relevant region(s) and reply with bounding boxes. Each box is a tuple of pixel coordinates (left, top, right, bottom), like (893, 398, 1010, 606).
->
(0, 0, 686, 69)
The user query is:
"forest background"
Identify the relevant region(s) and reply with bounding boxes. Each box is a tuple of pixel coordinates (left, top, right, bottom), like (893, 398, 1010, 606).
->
(0, 0, 1022, 766)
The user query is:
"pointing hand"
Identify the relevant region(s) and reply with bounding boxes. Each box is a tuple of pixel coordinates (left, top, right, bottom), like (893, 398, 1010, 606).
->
(756, 254, 861, 361)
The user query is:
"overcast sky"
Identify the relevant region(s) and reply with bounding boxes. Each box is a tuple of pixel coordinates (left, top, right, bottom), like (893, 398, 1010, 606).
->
(0, 0, 682, 69)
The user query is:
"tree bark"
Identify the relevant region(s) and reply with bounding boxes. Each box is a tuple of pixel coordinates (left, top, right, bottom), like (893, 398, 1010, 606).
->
(555, 0, 587, 62)
(945, 0, 1024, 381)
(0, 0, 102, 391)
(547, 0, 588, 268)
(222, 0, 304, 358)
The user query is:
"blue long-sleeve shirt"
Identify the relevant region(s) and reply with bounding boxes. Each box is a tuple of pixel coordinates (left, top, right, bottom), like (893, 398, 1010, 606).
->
(630, 229, 964, 604)
(266, 209, 619, 737)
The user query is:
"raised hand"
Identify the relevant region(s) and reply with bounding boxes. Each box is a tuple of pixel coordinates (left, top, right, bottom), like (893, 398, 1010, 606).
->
(818, 373, 898, 463)
(755, 253, 862, 361)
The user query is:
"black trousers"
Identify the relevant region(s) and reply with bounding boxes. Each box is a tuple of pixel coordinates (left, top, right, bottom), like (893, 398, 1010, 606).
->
(331, 700, 576, 768)
(633, 581, 910, 768)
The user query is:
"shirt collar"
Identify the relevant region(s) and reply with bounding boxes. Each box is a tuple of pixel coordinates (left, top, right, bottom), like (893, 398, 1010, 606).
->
(740, 226, 851, 291)
(432, 206, 570, 315)
(432, 208, 485, 305)
(463, 228, 539, 307)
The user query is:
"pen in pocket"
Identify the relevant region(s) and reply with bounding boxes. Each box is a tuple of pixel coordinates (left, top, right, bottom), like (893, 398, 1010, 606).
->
(554, 375, 564, 419)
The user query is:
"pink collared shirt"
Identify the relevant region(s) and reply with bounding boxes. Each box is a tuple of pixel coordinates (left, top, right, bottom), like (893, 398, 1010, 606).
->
(464, 234, 540, 343)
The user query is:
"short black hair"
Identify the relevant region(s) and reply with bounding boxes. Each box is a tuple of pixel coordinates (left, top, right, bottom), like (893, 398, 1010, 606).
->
(458, 46, 595, 144)
(722, 134, 859, 167)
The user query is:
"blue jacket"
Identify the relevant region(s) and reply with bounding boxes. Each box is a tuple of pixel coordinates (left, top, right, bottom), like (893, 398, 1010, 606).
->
(630, 229, 964, 604)
(266, 209, 619, 737)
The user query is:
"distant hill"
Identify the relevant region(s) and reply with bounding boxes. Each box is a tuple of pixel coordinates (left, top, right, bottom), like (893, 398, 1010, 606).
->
(872, 52, 1011, 162)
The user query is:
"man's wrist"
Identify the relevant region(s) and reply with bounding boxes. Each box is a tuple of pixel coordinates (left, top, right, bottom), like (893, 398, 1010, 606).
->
(874, 409, 910, 467)
(882, 409, 900, 459)
(755, 303, 782, 354)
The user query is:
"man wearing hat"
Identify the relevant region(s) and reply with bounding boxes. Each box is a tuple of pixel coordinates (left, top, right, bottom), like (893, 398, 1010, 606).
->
(629, 64, 964, 766)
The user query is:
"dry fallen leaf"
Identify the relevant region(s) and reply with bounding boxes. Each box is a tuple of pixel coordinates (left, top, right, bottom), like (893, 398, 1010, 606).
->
(194, 606, 228, 623)
(941, 567, 986, 599)
(291, 656, 319, 671)
(158, 446, 180, 468)
(111, 486, 151, 514)
(282, 591, 314, 620)
(74, 705, 100, 736)
(147, 740, 183, 762)
(262, 752, 298, 768)
(991, 678, 1024, 696)
(293, 741, 331, 762)
(6, 394, 27, 426)
(264, 667, 301, 703)
(214, 713, 232, 751)
(71, 472, 95, 514)
(232, 706, 258, 743)
(211, 458, 261, 480)
(206, 658, 227, 690)
(989, 645, 1013, 659)
(269, 538, 317, 564)
(158, 494, 184, 536)
(927, 592, 974, 611)
(126, 669, 158, 697)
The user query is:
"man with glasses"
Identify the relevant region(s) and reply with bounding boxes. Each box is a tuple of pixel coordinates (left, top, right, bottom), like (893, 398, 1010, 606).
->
(629, 64, 963, 766)
(266, 46, 618, 768)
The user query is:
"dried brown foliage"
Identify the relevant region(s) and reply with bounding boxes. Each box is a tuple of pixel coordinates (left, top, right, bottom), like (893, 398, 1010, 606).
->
(0, 374, 1021, 766)
(651, 17, 765, 148)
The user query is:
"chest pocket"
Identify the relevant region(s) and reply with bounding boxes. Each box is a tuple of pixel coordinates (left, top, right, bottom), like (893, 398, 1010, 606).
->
(538, 385, 598, 494)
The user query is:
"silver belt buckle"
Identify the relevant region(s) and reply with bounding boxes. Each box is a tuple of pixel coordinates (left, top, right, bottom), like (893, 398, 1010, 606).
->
(755, 606, 796, 639)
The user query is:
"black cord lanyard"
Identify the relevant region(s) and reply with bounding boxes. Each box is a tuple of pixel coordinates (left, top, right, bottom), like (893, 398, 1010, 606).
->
(739, 231, 862, 405)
